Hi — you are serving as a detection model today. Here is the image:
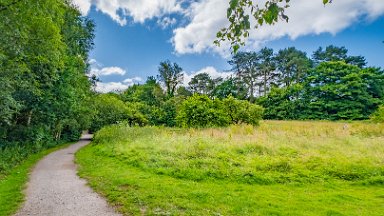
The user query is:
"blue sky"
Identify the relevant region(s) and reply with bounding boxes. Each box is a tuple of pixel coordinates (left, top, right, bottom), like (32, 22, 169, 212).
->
(74, 0, 384, 92)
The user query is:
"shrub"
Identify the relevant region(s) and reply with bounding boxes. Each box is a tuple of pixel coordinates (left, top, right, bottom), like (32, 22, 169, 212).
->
(176, 94, 264, 128)
(90, 94, 131, 132)
(176, 94, 230, 128)
(223, 96, 264, 126)
(370, 105, 384, 123)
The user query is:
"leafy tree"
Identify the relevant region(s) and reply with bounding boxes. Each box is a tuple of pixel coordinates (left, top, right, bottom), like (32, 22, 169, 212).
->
(312, 45, 366, 68)
(229, 51, 260, 101)
(157, 60, 184, 97)
(211, 76, 248, 100)
(176, 86, 193, 97)
(188, 73, 214, 95)
(91, 94, 130, 132)
(259, 61, 384, 120)
(121, 79, 165, 106)
(125, 102, 149, 127)
(0, 0, 95, 143)
(275, 47, 312, 87)
(158, 97, 185, 127)
(258, 47, 277, 96)
(257, 85, 305, 120)
(304, 62, 381, 120)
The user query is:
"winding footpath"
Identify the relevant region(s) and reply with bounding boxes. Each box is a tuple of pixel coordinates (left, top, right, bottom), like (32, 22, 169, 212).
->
(15, 134, 121, 216)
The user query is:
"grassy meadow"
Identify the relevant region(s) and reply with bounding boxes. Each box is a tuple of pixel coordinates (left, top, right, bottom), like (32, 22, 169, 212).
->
(76, 121, 384, 215)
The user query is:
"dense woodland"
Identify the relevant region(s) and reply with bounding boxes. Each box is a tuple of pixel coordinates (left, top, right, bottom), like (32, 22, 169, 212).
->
(1, 0, 384, 175)
(0, 0, 95, 172)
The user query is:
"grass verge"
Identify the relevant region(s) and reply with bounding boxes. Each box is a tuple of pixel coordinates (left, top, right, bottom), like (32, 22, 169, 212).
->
(76, 121, 384, 215)
(0, 143, 72, 216)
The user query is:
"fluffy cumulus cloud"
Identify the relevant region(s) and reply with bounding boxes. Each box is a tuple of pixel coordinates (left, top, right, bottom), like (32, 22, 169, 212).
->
(89, 59, 126, 76)
(73, 0, 384, 55)
(123, 77, 143, 85)
(95, 82, 130, 93)
(172, 0, 384, 55)
(182, 66, 233, 86)
(95, 77, 142, 93)
(72, 0, 181, 25)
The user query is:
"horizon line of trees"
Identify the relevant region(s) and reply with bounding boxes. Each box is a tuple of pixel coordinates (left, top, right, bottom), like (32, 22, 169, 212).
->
(91, 45, 383, 131)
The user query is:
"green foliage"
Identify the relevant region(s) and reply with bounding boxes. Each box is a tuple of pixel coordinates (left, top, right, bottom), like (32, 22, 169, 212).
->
(90, 94, 131, 132)
(188, 73, 215, 95)
(223, 96, 264, 125)
(0, 1, 95, 140)
(216, 0, 332, 52)
(0, 1, 95, 185)
(121, 80, 165, 106)
(176, 94, 230, 128)
(176, 94, 263, 128)
(211, 77, 248, 99)
(313, 45, 366, 68)
(275, 47, 312, 87)
(371, 105, 384, 123)
(259, 62, 384, 120)
(157, 60, 183, 97)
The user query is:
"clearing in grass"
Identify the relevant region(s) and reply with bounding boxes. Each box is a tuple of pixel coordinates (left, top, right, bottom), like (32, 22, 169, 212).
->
(76, 121, 384, 215)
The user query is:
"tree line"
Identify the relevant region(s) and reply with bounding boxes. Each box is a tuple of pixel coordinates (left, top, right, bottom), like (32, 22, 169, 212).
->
(0, 0, 95, 173)
(91, 45, 383, 132)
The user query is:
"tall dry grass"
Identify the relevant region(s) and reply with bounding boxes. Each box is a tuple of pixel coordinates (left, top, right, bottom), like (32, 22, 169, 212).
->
(93, 121, 384, 184)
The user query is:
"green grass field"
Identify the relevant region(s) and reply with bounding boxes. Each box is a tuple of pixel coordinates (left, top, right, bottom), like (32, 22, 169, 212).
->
(76, 121, 384, 215)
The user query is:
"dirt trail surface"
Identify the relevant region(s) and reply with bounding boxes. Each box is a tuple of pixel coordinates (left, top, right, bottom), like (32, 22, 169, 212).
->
(15, 134, 121, 216)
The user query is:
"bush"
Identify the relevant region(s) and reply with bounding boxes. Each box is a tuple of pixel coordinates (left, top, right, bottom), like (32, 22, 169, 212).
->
(90, 94, 131, 132)
(370, 105, 384, 123)
(176, 94, 264, 128)
(176, 94, 230, 128)
(223, 96, 264, 126)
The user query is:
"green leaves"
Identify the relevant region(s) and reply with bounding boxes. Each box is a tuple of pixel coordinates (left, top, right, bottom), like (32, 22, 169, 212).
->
(0, 0, 95, 144)
(264, 3, 279, 24)
(260, 61, 383, 120)
(217, 0, 332, 53)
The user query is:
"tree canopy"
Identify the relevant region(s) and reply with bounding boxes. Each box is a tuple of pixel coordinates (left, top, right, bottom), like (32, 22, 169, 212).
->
(0, 0, 95, 145)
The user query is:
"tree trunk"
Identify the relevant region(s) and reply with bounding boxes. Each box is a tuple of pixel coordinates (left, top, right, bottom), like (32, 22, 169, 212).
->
(27, 110, 33, 126)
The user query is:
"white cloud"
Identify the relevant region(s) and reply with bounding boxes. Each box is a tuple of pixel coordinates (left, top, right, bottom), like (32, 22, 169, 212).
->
(157, 17, 177, 29)
(72, 0, 182, 25)
(73, 1, 384, 56)
(172, 0, 230, 56)
(123, 77, 143, 85)
(89, 59, 126, 76)
(95, 77, 142, 93)
(95, 82, 130, 93)
(71, 0, 92, 15)
(99, 67, 126, 76)
(182, 66, 233, 86)
(172, 0, 384, 56)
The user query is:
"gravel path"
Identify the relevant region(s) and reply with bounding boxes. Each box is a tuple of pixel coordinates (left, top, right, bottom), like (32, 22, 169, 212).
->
(15, 135, 121, 216)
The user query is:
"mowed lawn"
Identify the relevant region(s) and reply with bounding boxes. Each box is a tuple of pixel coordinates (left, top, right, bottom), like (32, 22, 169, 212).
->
(76, 121, 384, 215)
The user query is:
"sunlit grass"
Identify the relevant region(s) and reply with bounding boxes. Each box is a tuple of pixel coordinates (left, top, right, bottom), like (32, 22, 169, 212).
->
(77, 121, 384, 215)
